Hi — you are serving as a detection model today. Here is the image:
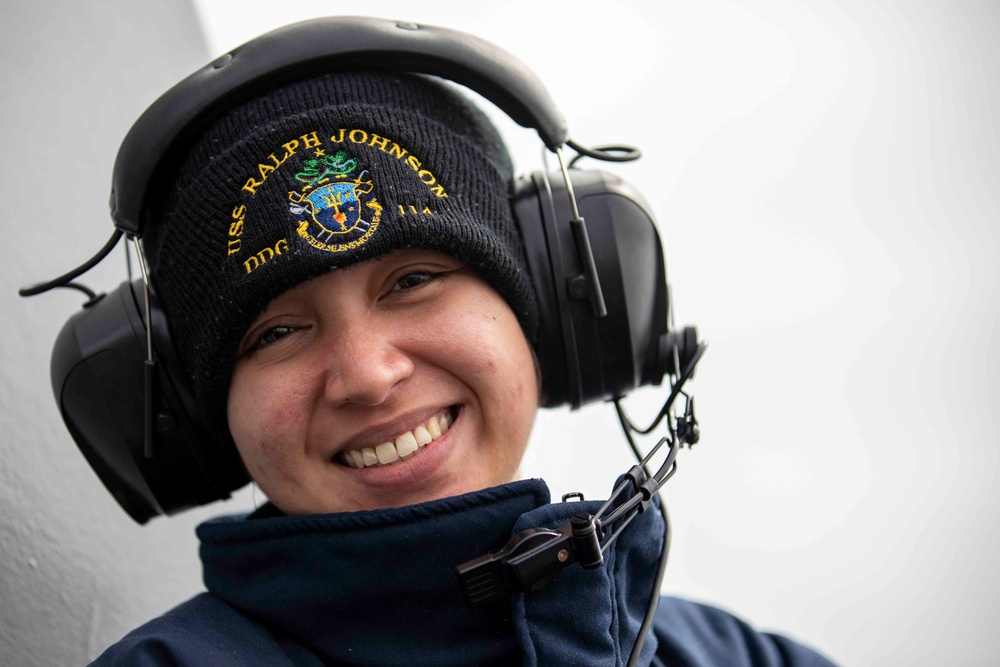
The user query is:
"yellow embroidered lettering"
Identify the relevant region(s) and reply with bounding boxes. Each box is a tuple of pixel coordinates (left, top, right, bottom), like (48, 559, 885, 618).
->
(227, 204, 246, 256)
(307, 129, 448, 198)
(242, 178, 262, 195)
(257, 247, 275, 263)
(242, 138, 307, 196)
(397, 204, 436, 216)
(300, 132, 320, 149)
(369, 134, 390, 152)
(389, 143, 407, 160)
(242, 239, 289, 274)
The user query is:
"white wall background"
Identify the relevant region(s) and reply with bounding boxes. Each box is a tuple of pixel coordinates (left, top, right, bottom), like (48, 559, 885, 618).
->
(0, 2, 220, 665)
(2, 1, 997, 665)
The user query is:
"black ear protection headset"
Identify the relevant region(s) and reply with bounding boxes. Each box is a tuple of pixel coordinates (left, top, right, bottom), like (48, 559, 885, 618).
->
(20, 16, 702, 525)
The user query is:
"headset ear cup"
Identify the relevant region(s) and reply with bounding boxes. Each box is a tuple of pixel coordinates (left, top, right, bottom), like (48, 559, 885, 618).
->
(51, 281, 248, 523)
(513, 173, 572, 407)
(513, 169, 670, 409)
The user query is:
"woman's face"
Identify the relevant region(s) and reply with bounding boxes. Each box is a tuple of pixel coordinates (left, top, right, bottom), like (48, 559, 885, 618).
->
(227, 249, 539, 515)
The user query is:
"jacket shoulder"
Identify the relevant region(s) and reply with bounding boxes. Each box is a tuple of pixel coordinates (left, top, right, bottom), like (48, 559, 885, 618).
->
(651, 596, 837, 667)
(88, 593, 314, 667)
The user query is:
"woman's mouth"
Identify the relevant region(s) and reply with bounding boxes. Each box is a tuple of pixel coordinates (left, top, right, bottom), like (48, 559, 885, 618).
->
(336, 408, 455, 469)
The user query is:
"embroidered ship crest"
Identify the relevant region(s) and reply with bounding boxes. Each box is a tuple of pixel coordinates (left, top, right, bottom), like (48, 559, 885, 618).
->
(288, 151, 382, 253)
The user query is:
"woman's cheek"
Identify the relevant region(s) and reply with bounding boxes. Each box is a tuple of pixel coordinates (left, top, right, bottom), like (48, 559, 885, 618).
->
(229, 371, 296, 455)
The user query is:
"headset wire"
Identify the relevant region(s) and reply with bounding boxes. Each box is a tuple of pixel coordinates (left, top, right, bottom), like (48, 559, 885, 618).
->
(612, 337, 705, 667)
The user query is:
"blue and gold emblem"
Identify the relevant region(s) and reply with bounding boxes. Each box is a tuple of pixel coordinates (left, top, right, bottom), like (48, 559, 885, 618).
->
(288, 150, 382, 252)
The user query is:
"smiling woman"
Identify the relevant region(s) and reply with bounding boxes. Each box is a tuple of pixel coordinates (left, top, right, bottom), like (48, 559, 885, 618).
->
(227, 250, 539, 515)
(36, 15, 836, 667)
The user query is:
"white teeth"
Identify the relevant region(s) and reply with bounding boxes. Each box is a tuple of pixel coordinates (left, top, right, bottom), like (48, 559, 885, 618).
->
(340, 410, 455, 469)
(376, 441, 399, 465)
(348, 450, 365, 469)
(396, 432, 419, 459)
(413, 425, 432, 447)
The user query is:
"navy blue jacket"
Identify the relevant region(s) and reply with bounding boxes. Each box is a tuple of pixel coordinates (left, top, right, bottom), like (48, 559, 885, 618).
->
(91, 480, 835, 666)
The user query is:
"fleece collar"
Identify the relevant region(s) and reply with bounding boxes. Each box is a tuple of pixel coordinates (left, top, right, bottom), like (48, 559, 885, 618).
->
(197, 479, 663, 666)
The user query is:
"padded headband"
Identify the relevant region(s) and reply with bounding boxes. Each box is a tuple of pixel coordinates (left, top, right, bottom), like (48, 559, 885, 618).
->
(111, 16, 569, 236)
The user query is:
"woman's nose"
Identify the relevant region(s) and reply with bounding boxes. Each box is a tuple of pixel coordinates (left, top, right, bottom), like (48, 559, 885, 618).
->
(320, 322, 414, 406)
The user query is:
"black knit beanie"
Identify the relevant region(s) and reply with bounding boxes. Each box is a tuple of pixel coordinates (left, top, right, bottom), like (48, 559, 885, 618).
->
(142, 70, 537, 443)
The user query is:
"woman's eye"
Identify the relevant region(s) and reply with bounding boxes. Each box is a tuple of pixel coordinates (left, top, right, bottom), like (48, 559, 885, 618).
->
(251, 325, 295, 351)
(391, 271, 434, 292)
